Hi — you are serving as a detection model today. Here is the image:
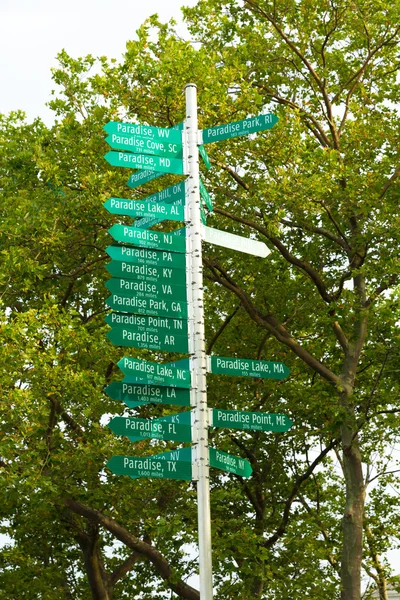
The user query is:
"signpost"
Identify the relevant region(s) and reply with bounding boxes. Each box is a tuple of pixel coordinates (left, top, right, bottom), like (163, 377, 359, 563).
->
(104, 151, 185, 175)
(202, 225, 270, 258)
(209, 355, 290, 380)
(105, 380, 191, 407)
(210, 409, 293, 432)
(108, 416, 191, 442)
(107, 455, 192, 481)
(103, 88, 280, 600)
(201, 113, 278, 144)
(108, 224, 186, 253)
(103, 198, 184, 222)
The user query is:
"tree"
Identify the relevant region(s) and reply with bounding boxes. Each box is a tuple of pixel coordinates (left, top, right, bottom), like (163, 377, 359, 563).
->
(1, 1, 400, 599)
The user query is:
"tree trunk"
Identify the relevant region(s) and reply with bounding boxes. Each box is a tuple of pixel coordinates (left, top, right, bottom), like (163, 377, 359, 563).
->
(77, 524, 112, 600)
(340, 421, 366, 600)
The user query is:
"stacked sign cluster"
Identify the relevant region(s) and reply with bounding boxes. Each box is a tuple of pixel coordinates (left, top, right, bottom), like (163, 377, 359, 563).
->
(103, 111, 292, 483)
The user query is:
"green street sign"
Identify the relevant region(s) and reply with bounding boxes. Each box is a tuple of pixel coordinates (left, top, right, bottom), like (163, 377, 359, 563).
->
(104, 198, 184, 222)
(133, 181, 186, 230)
(104, 121, 182, 143)
(107, 326, 188, 353)
(200, 205, 207, 225)
(211, 409, 293, 432)
(105, 381, 191, 407)
(108, 225, 186, 253)
(106, 261, 186, 285)
(105, 245, 186, 270)
(202, 113, 278, 144)
(128, 411, 192, 442)
(106, 277, 187, 301)
(118, 358, 191, 388)
(105, 134, 182, 158)
(106, 293, 188, 319)
(209, 447, 252, 478)
(105, 312, 187, 333)
(130, 447, 192, 478)
(107, 455, 192, 481)
(199, 145, 211, 169)
(199, 178, 213, 212)
(127, 169, 164, 189)
(209, 356, 290, 380)
(104, 151, 185, 175)
(108, 416, 191, 442)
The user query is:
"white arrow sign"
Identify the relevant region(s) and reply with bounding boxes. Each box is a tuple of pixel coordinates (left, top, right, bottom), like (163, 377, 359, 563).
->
(202, 225, 270, 258)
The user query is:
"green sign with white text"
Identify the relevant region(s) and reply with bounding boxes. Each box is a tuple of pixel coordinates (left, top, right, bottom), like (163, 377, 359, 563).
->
(105, 245, 186, 270)
(107, 326, 188, 353)
(211, 409, 293, 432)
(107, 455, 192, 481)
(209, 356, 290, 380)
(209, 447, 252, 478)
(104, 121, 182, 143)
(106, 261, 186, 285)
(118, 358, 191, 388)
(105, 312, 187, 334)
(106, 278, 187, 301)
(108, 225, 186, 253)
(202, 113, 278, 144)
(106, 294, 188, 319)
(127, 169, 164, 189)
(104, 151, 184, 175)
(199, 178, 213, 212)
(105, 380, 191, 407)
(104, 198, 184, 222)
(108, 416, 191, 442)
(105, 134, 182, 158)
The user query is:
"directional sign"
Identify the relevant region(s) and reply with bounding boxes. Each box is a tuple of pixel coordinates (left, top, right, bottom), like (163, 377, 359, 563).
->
(202, 225, 269, 258)
(200, 205, 207, 225)
(133, 181, 186, 229)
(209, 356, 290, 380)
(107, 326, 188, 353)
(108, 225, 186, 254)
(128, 411, 192, 442)
(108, 416, 191, 442)
(107, 455, 192, 481)
(198, 145, 211, 170)
(127, 169, 164, 189)
(105, 312, 187, 334)
(104, 198, 184, 222)
(199, 178, 213, 212)
(106, 294, 188, 320)
(106, 261, 186, 285)
(210, 409, 293, 432)
(104, 121, 182, 143)
(105, 245, 186, 270)
(118, 358, 191, 388)
(105, 134, 182, 158)
(209, 447, 252, 478)
(104, 151, 185, 175)
(105, 380, 191, 407)
(130, 447, 192, 478)
(106, 278, 187, 302)
(171, 227, 186, 237)
(201, 113, 278, 144)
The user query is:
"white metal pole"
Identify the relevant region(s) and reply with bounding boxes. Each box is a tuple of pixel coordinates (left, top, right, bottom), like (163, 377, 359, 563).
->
(185, 83, 213, 600)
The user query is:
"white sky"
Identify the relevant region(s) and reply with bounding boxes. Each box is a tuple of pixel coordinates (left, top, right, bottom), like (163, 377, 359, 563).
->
(0, 0, 197, 124)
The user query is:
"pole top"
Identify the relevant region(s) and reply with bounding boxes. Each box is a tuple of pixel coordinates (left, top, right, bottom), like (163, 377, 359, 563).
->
(185, 83, 197, 89)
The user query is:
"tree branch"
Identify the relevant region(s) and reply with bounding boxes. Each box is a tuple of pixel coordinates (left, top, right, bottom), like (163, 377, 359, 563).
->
(65, 499, 200, 600)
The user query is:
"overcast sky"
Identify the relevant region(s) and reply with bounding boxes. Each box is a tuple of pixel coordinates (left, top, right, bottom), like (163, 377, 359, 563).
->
(0, 0, 196, 124)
